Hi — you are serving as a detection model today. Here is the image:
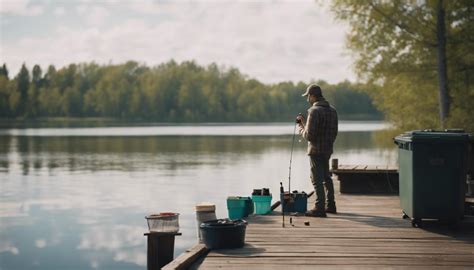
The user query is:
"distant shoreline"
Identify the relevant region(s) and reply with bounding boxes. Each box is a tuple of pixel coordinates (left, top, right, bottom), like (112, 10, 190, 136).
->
(0, 115, 384, 128)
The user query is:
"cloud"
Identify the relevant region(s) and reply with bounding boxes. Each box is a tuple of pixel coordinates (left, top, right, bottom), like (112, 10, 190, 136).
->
(126, 0, 164, 15)
(35, 239, 47, 248)
(77, 224, 146, 266)
(0, 241, 19, 255)
(2, 1, 354, 83)
(0, 201, 30, 221)
(53, 7, 65, 16)
(76, 5, 110, 26)
(0, 0, 44, 16)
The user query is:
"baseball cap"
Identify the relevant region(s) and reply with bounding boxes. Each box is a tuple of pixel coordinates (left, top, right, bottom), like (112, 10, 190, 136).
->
(302, 84, 323, 97)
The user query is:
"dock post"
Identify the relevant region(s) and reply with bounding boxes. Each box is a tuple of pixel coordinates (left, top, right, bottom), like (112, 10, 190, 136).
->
(331, 158, 339, 170)
(145, 232, 182, 270)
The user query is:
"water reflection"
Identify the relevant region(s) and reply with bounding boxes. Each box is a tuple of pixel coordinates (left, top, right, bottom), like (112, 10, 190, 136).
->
(0, 132, 393, 175)
(0, 124, 397, 270)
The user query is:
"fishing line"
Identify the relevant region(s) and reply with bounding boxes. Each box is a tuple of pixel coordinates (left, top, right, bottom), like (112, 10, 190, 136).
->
(288, 121, 298, 193)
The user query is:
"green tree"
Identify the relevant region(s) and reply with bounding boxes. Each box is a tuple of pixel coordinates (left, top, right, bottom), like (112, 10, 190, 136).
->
(24, 64, 44, 117)
(44, 65, 57, 88)
(8, 88, 21, 116)
(61, 87, 81, 116)
(32, 65, 43, 88)
(331, 0, 474, 131)
(15, 64, 30, 116)
(0, 63, 9, 79)
(26, 85, 39, 117)
(38, 87, 61, 116)
(0, 76, 14, 116)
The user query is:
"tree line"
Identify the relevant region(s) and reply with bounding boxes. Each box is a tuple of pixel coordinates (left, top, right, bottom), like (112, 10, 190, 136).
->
(0, 61, 382, 122)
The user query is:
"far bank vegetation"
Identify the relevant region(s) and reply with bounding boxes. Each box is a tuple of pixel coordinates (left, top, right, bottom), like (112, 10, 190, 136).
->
(0, 61, 382, 122)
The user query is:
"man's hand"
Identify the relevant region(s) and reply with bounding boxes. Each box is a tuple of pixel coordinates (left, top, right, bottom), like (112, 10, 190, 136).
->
(296, 114, 305, 133)
(296, 114, 305, 126)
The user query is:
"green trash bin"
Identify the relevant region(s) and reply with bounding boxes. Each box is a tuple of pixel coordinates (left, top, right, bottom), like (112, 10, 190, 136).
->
(467, 135, 474, 197)
(394, 130, 469, 227)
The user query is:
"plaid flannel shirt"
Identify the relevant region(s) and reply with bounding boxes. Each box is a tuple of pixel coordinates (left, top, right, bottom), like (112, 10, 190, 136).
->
(300, 99, 338, 155)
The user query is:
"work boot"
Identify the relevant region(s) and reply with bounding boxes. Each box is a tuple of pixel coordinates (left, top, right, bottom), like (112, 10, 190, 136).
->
(326, 202, 337, 214)
(305, 207, 327, 218)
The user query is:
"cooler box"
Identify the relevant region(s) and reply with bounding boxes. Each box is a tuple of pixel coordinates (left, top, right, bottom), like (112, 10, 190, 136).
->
(281, 192, 307, 213)
(251, 195, 272, 215)
(227, 196, 252, 219)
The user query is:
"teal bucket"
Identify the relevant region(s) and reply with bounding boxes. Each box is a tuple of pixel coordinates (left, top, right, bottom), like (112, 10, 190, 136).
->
(252, 195, 272, 215)
(227, 196, 252, 219)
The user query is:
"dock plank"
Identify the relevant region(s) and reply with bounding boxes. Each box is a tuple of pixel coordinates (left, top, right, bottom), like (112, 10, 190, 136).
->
(163, 244, 208, 270)
(350, 164, 359, 170)
(365, 165, 378, 171)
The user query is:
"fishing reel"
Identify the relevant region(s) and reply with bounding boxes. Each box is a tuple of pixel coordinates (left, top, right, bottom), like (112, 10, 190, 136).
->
(295, 113, 303, 124)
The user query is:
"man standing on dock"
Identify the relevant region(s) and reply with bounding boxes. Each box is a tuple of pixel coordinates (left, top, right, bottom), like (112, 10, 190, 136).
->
(297, 84, 338, 217)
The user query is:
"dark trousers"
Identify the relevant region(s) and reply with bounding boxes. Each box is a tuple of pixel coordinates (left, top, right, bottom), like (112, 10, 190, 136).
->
(310, 154, 335, 210)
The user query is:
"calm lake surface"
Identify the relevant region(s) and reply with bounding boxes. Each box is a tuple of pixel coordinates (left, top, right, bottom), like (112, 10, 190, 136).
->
(0, 121, 397, 270)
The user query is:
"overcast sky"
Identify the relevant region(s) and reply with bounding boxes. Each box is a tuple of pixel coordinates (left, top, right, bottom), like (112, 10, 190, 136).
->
(0, 0, 355, 84)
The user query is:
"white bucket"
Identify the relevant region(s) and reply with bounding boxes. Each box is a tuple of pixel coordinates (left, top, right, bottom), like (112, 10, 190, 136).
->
(195, 203, 217, 243)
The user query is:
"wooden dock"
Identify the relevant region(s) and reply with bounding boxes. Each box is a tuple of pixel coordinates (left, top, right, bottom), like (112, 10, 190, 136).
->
(331, 163, 399, 194)
(167, 186, 474, 269)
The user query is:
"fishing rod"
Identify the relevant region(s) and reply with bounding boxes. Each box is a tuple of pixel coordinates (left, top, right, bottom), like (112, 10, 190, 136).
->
(289, 113, 302, 193)
(281, 114, 302, 228)
(280, 182, 285, 228)
(288, 122, 297, 193)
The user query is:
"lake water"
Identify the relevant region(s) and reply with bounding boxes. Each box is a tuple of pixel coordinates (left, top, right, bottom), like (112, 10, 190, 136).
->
(0, 121, 397, 270)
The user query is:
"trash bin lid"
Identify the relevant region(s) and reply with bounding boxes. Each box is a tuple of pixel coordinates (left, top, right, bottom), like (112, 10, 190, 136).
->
(395, 130, 470, 143)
